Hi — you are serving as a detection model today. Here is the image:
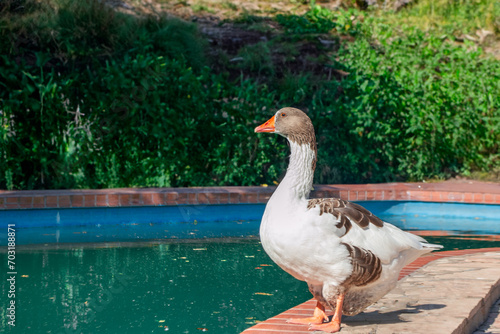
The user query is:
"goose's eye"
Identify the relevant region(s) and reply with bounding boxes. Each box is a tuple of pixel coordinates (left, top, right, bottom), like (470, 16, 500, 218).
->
(281, 113, 287, 118)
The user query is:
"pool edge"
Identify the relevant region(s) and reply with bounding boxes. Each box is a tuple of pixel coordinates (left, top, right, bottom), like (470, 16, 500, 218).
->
(1, 182, 499, 210)
(241, 248, 500, 334)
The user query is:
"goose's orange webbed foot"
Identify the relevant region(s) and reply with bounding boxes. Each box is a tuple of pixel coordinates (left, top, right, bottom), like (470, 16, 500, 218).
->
(287, 302, 328, 325)
(308, 293, 345, 332)
(309, 320, 341, 333)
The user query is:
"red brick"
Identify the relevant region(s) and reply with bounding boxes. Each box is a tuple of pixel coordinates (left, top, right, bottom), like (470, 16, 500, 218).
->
(84, 195, 96, 207)
(357, 191, 367, 201)
(366, 191, 375, 200)
(374, 191, 384, 200)
(430, 191, 442, 202)
(495, 195, 500, 204)
(130, 194, 142, 205)
(32, 196, 45, 208)
(107, 194, 119, 207)
(247, 193, 258, 203)
(473, 193, 484, 203)
(6, 197, 18, 204)
(348, 191, 358, 201)
(46, 196, 58, 208)
(396, 190, 409, 200)
(187, 193, 197, 204)
(197, 192, 210, 204)
(118, 194, 129, 206)
(206, 193, 220, 204)
(5, 197, 19, 209)
(58, 195, 71, 208)
(339, 190, 349, 200)
(177, 192, 188, 205)
(258, 192, 271, 203)
(245, 323, 310, 332)
(327, 190, 341, 198)
(166, 192, 178, 205)
(411, 230, 451, 237)
(385, 190, 395, 200)
(484, 193, 495, 204)
(19, 196, 33, 208)
(219, 193, 229, 204)
(141, 193, 154, 206)
(96, 194, 108, 207)
(70, 195, 84, 207)
(447, 192, 464, 202)
(463, 193, 474, 203)
(279, 306, 320, 315)
(0, 197, 4, 208)
(229, 193, 240, 204)
(151, 193, 164, 205)
(411, 191, 432, 202)
(313, 190, 326, 198)
(239, 193, 249, 203)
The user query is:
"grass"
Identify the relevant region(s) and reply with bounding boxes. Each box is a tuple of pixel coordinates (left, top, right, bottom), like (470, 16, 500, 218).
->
(381, 0, 500, 36)
(0, 0, 499, 190)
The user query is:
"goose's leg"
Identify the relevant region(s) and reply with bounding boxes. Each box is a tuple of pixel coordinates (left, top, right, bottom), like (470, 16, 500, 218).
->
(309, 293, 344, 333)
(287, 301, 328, 325)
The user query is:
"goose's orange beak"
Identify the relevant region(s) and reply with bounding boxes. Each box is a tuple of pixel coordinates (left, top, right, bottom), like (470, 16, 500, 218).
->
(254, 116, 276, 133)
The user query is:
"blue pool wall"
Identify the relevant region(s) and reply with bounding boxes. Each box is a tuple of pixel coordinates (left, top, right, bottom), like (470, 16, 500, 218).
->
(0, 201, 499, 245)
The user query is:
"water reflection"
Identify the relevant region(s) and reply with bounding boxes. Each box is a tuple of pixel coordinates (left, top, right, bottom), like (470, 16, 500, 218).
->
(0, 240, 309, 333)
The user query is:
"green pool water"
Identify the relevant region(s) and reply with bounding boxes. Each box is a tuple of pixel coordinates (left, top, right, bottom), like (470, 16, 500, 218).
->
(1, 234, 499, 334)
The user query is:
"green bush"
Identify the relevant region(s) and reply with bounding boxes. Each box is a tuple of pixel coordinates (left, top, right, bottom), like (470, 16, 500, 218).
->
(0, 53, 288, 189)
(322, 21, 500, 182)
(276, 3, 359, 35)
(1, 1, 499, 190)
(0, 0, 283, 189)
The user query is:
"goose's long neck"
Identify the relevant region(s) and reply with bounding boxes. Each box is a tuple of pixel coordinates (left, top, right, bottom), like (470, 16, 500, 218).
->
(275, 140, 317, 201)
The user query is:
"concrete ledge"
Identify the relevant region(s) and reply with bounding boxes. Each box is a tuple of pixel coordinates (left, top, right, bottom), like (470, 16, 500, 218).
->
(242, 250, 500, 334)
(346, 252, 500, 334)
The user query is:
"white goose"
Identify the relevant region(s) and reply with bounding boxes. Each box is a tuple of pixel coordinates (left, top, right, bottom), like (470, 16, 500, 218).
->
(254, 107, 442, 333)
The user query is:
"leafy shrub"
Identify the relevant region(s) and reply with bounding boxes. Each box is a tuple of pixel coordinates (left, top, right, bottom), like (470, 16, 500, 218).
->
(235, 42, 275, 75)
(1, 1, 499, 190)
(0, 51, 289, 189)
(324, 21, 500, 182)
(276, 4, 360, 34)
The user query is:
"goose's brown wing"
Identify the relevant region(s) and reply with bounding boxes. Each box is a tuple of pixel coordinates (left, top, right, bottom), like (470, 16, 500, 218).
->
(307, 198, 384, 237)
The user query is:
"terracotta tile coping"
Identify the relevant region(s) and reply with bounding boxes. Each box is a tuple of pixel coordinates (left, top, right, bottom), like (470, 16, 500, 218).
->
(241, 247, 500, 334)
(0, 182, 499, 210)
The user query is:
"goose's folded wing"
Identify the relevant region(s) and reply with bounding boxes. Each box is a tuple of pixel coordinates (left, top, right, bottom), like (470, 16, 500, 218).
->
(307, 198, 432, 264)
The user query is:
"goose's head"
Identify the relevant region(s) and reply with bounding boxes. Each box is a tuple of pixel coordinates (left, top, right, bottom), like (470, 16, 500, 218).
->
(255, 107, 318, 170)
(254, 107, 315, 142)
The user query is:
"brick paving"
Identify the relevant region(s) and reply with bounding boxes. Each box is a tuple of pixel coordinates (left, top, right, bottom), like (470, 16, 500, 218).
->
(242, 249, 500, 334)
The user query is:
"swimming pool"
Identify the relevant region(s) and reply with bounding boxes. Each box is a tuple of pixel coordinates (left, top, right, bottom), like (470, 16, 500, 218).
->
(1, 201, 500, 245)
(1, 234, 499, 334)
(0, 200, 499, 333)
(1, 239, 309, 333)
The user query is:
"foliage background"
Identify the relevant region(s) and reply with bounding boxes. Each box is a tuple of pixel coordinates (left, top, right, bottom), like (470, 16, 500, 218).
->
(0, 0, 499, 190)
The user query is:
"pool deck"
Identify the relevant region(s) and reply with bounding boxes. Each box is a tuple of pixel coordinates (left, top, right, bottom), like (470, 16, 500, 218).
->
(1, 181, 499, 209)
(242, 248, 500, 334)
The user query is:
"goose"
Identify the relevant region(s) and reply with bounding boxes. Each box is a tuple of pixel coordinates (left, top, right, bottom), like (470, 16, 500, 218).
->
(254, 107, 442, 333)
